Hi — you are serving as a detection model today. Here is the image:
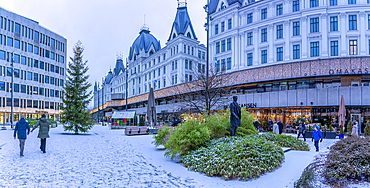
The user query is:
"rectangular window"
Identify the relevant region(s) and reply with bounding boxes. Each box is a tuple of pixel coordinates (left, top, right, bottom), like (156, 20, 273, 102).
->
(227, 38, 231, 50)
(227, 57, 231, 70)
(310, 42, 320, 57)
(348, 0, 356, 4)
(293, 21, 300, 36)
(349, 15, 357, 30)
(51, 38, 55, 47)
(0, 50, 4, 60)
(261, 8, 267, 20)
(216, 60, 220, 72)
(277, 25, 283, 39)
(14, 69, 19, 78)
(247, 13, 253, 24)
(310, 0, 319, 7)
(0, 82, 4, 91)
(221, 22, 225, 32)
(40, 62, 44, 69)
(247, 53, 253, 66)
(331, 41, 338, 56)
(28, 44, 33, 53)
(14, 39, 20, 49)
(19, 56, 26, 66)
(349, 40, 357, 55)
(247, 32, 253, 45)
(310, 18, 319, 33)
(13, 54, 20, 63)
(330, 16, 338, 31)
(293, 0, 300, 12)
(50, 52, 55, 60)
(185, 59, 188, 69)
(368, 15, 370, 30)
(33, 73, 38, 82)
(293, 45, 300, 59)
(276, 4, 283, 16)
(261, 50, 267, 64)
(7, 37, 13, 47)
(51, 65, 54, 72)
(34, 60, 38, 68)
(21, 85, 26, 93)
(221, 40, 226, 52)
(7, 68, 12, 77)
(34, 31, 39, 41)
(215, 24, 218, 35)
(330, 0, 337, 6)
(45, 76, 49, 83)
(228, 19, 232, 29)
(33, 87, 38, 95)
(14, 84, 19, 92)
(216, 42, 220, 53)
(261, 28, 267, 42)
(277, 47, 283, 61)
(221, 59, 226, 71)
(34, 46, 39, 55)
(27, 72, 32, 80)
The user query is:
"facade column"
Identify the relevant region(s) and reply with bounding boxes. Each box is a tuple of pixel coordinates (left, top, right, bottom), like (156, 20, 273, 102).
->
(233, 35, 237, 68)
(236, 34, 240, 70)
(241, 32, 245, 67)
(321, 13, 329, 57)
(268, 24, 274, 63)
(301, 16, 308, 58)
(340, 13, 347, 56)
(284, 0, 291, 14)
(360, 11, 367, 55)
(253, 28, 259, 65)
(284, 20, 290, 61)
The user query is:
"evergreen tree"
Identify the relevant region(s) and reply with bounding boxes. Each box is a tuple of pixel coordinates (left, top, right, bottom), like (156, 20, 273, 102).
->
(139, 116, 145, 126)
(365, 121, 370, 136)
(60, 42, 93, 134)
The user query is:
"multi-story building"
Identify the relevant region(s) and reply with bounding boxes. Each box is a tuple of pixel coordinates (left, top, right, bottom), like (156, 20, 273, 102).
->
(0, 7, 67, 124)
(93, 2, 207, 120)
(208, 0, 370, 131)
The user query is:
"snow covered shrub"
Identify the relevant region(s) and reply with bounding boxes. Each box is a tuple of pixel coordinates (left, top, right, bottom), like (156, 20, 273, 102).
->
(183, 136, 284, 181)
(323, 136, 370, 181)
(153, 126, 173, 147)
(203, 110, 230, 139)
(164, 119, 211, 159)
(258, 133, 309, 151)
(294, 163, 317, 188)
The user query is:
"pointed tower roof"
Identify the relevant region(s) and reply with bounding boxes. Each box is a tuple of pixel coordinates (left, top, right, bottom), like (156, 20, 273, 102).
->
(94, 81, 98, 92)
(168, 4, 197, 41)
(113, 58, 125, 76)
(128, 26, 161, 61)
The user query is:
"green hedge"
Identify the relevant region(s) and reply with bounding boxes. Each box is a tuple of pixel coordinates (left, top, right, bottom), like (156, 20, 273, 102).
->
(183, 136, 285, 180)
(257, 133, 309, 151)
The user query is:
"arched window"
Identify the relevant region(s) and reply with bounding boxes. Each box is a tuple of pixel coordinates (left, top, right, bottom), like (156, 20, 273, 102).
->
(187, 32, 191, 38)
(221, 2, 226, 10)
(134, 54, 137, 61)
(173, 33, 176, 39)
(149, 50, 154, 55)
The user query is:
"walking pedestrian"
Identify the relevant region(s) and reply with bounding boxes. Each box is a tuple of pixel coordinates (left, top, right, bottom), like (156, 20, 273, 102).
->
(268, 119, 273, 131)
(277, 120, 284, 134)
(351, 121, 359, 137)
(297, 120, 306, 141)
(273, 121, 279, 134)
(13, 115, 30, 157)
(31, 114, 50, 153)
(312, 125, 323, 152)
(253, 120, 260, 132)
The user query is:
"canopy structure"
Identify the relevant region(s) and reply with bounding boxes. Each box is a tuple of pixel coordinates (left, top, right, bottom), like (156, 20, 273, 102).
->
(146, 88, 156, 126)
(112, 111, 136, 119)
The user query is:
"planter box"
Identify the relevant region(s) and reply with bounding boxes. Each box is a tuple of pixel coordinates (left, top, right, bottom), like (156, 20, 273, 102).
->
(148, 129, 158, 134)
(305, 131, 313, 138)
(325, 132, 336, 139)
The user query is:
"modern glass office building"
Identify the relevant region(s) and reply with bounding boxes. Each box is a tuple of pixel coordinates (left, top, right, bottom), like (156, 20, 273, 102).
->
(0, 7, 67, 124)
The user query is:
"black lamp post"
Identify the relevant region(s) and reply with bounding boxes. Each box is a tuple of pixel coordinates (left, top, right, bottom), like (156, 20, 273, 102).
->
(204, 0, 210, 115)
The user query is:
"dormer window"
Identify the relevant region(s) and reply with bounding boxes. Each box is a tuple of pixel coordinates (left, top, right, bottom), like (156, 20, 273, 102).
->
(187, 32, 191, 38)
(221, 2, 226, 10)
(134, 54, 137, 61)
(149, 50, 154, 55)
(173, 33, 176, 39)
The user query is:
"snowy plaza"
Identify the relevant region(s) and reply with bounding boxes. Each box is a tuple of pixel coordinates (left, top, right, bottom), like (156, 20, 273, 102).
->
(0, 124, 338, 188)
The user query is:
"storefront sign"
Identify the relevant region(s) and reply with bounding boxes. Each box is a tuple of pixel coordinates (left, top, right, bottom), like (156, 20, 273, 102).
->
(329, 68, 369, 75)
(241, 103, 257, 108)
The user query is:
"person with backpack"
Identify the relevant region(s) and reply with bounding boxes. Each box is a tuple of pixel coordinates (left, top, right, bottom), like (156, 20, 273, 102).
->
(13, 115, 30, 157)
(312, 125, 323, 152)
(31, 114, 50, 153)
(297, 120, 306, 141)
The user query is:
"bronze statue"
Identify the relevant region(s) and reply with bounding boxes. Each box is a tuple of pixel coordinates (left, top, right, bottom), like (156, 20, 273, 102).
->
(230, 96, 241, 136)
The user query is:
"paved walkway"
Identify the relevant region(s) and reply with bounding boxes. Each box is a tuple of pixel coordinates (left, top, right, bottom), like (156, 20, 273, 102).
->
(0, 125, 337, 187)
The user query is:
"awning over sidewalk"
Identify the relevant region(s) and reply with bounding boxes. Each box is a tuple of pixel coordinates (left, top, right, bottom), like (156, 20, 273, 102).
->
(112, 111, 136, 119)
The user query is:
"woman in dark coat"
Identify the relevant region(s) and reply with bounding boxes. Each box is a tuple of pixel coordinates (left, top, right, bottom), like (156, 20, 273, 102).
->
(31, 114, 50, 153)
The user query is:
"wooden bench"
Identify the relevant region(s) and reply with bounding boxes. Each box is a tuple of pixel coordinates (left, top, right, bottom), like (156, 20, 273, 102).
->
(124, 126, 149, 136)
(285, 128, 296, 133)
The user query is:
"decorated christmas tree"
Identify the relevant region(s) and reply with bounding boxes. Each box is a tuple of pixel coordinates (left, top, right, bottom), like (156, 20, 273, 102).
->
(347, 120, 352, 135)
(60, 41, 93, 134)
(365, 121, 370, 136)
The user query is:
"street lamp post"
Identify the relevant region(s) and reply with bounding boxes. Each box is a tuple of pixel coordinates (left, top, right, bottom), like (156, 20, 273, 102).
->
(97, 82, 100, 123)
(126, 58, 129, 111)
(204, 0, 210, 115)
(11, 53, 14, 129)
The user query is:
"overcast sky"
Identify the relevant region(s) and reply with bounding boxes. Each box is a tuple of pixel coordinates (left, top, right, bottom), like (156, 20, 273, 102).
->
(0, 0, 208, 108)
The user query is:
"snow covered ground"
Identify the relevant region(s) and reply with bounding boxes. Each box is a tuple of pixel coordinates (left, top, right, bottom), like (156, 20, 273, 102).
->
(0, 124, 336, 187)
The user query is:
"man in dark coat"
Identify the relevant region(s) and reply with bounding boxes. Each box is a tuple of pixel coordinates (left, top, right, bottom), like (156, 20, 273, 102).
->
(13, 115, 30, 157)
(253, 120, 260, 132)
(269, 119, 273, 131)
(278, 120, 284, 134)
(31, 114, 50, 153)
(230, 96, 241, 136)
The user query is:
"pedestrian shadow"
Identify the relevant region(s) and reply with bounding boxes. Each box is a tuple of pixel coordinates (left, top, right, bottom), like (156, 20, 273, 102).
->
(58, 133, 94, 136)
